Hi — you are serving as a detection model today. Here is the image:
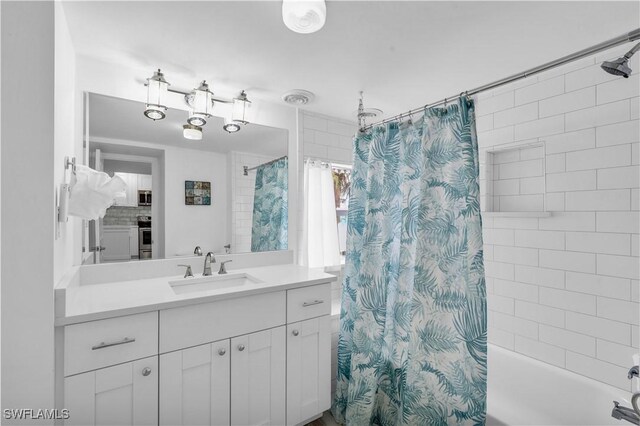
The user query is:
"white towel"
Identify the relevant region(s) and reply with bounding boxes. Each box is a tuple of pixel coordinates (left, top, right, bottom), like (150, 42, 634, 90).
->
(67, 165, 127, 220)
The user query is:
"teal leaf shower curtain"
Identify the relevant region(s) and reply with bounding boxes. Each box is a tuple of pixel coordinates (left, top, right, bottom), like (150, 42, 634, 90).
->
(333, 99, 486, 425)
(251, 156, 288, 252)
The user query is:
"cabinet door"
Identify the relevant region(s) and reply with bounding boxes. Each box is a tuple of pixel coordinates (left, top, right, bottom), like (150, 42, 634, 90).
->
(102, 228, 131, 261)
(231, 327, 285, 426)
(64, 356, 158, 426)
(159, 340, 230, 426)
(286, 316, 331, 426)
(114, 173, 138, 206)
(138, 174, 152, 191)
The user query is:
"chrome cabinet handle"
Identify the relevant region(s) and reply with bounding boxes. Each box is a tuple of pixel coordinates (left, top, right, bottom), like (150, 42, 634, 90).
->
(237, 344, 245, 352)
(302, 300, 324, 307)
(218, 348, 226, 356)
(142, 367, 152, 376)
(91, 337, 135, 350)
(292, 330, 299, 336)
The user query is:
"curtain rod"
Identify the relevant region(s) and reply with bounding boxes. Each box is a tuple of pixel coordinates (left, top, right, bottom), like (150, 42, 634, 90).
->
(363, 28, 640, 131)
(243, 155, 288, 175)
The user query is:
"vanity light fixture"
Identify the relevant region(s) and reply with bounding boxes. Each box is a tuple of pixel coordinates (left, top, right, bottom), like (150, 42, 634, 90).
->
(144, 69, 170, 121)
(183, 124, 203, 140)
(143, 69, 252, 135)
(223, 117, 241, 133)
(282, 0, 326, 34)
(231, 90, 251, 125)
(185, 81, 215, 126)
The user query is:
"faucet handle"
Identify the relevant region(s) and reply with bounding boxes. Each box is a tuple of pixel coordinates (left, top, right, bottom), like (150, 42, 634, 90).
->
(194, 246, 202, 256)
(218, 260, 233, 275)
(178, 264, 193, 278)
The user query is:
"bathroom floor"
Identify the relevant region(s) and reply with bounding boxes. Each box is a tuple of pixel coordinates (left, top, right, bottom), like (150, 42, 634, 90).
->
(306, 411, 340, 426)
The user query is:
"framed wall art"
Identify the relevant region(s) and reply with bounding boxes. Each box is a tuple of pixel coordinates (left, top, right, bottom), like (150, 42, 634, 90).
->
(185, 180, 211, 205)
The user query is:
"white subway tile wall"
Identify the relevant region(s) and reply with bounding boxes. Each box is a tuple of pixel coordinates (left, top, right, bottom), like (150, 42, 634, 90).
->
(478, 44, 640, 392)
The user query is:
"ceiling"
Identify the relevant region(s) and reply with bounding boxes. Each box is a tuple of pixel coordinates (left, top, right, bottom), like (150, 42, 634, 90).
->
(64, 1, 639, 122)
(89, 93, 288, 156)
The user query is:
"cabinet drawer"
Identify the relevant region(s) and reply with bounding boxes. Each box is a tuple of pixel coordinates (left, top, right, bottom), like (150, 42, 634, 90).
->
(160, 291, 286, 353)
(64, 311, 158, 377)
(287, 283, 331, 323)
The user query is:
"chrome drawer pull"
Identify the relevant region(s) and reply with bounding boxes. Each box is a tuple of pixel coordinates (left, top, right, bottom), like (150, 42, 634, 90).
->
(302, 299, 324, 307)
(91, 337, 136, 350)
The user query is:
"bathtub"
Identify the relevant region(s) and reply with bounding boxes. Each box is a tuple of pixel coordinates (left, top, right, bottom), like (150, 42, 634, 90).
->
(487, 344, 634, 425)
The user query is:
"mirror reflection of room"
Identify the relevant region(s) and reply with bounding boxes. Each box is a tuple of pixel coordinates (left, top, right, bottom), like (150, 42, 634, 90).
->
(85, 93, 288, 263)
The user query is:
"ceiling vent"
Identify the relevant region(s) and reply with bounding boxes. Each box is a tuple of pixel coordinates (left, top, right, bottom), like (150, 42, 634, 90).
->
(282, 90, 315, 106)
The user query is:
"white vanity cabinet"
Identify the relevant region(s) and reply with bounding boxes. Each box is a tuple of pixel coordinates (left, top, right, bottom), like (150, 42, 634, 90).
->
(62, 312, 159, 426)
(230, 327, 286, 426)
(60, 278, 333, 426)
(64, 357, 158, 426)
(159, 327, 286, 426)
(159, 340, 231, 426)
(286, 316, 331, 426)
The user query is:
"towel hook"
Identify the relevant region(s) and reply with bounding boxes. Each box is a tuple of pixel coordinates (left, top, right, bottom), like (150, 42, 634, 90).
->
(65, 156, 76, 174)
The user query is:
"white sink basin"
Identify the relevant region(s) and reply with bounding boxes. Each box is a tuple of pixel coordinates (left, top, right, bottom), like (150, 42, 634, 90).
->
(169, 273, 262, 295)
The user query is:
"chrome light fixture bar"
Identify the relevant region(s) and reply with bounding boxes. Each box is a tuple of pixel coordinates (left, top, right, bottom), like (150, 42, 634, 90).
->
(144, 69, 170, 121)
(143, 69, 252, 137)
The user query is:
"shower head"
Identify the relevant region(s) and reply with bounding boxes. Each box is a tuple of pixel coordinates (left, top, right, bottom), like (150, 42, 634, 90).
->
(601, 42, 640, 78)
(601, 57, 632, 78)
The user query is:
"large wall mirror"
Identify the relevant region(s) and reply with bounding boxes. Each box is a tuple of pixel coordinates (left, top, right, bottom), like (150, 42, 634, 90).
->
(84, 93, 289, 263)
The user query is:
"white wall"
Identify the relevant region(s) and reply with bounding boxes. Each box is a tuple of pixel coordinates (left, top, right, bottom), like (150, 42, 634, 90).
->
(1, 0, 56, 415)
(162, 146, 229, 257)
(477, 43, 640, 393)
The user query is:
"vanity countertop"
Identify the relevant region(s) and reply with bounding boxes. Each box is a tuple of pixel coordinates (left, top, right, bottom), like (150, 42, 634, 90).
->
(56, 264, 336, 326)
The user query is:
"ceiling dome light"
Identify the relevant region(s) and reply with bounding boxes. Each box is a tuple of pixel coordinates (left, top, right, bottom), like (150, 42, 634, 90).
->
(282, 89, 315, 105)
(223, 118, 241, 133)
(183, 124, 203, 140)
(144, 69, 170, 121)
(282, 0, 326, 34)
(185, 81, 214, 126)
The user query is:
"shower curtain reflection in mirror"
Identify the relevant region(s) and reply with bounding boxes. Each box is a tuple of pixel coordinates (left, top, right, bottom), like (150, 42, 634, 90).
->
(250, 156, 288, 252)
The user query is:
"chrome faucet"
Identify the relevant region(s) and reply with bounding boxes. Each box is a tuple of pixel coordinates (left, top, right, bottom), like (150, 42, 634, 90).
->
(178, 264, 193, 278)
(611, 401, 639, 424)
(218, 260, 232, 274)
(194, 246, 203, 256)
(203, 252, 216, 276)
